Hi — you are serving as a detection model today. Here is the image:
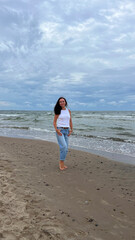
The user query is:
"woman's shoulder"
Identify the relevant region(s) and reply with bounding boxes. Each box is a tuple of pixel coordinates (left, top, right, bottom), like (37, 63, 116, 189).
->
(67, 108, 71, 114)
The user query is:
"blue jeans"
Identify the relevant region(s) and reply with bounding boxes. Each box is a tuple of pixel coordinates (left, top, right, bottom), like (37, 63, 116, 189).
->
(56, 127, 69, 161)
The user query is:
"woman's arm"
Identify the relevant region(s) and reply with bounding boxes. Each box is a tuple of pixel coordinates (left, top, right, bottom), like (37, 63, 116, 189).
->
(53, 114, 62, 136)
(53, 114, 59, 131)
(68, 110, 73, 136)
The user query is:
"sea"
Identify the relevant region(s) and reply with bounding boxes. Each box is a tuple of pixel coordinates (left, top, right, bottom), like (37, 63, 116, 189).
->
(0, 110, 135, 164)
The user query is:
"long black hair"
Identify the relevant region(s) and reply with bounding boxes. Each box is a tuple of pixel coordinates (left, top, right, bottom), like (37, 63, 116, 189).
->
(54, 97, 68, 115)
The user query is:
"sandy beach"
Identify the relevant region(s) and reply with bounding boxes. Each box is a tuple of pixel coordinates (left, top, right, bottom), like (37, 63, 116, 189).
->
(0, 136, 135, 240)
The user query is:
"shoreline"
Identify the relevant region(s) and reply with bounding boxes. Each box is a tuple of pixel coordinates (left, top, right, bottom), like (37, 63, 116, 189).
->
(1, 135, 135, 165)
(0, 136, 135, 239)
(71, 146, 135, 166)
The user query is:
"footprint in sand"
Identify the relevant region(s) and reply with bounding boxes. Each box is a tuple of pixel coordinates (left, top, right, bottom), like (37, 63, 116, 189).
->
(101, 199, 111, 206)
(0, 200, 4, 207)
(0, 232, 17, 240)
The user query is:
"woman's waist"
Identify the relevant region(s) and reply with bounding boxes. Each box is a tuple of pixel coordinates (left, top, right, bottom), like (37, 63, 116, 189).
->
(57, 126, 69, 129)
(57, 122, 70, 128)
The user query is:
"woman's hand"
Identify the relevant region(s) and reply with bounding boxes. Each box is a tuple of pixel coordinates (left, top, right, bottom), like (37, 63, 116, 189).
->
(56, 129, 62, 136)
(68, 129, 72, 136)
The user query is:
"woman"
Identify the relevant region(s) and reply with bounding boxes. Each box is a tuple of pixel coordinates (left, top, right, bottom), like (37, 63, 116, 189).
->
(53, 97, 73, 170)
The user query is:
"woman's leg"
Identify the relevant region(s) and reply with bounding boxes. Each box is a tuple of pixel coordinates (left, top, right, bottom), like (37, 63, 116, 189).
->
(56, 131, 68, 170)
(63, 129, 69, 168)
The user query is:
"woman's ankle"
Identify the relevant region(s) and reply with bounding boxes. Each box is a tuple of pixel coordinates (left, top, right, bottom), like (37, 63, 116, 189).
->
(59, 160, 64, 168)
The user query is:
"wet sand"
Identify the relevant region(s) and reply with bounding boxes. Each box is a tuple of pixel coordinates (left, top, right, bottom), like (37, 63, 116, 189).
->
(0, 136, 135, 240)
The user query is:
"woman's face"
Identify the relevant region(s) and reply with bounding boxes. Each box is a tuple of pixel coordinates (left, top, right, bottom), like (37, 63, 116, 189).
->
(59, 98, 66, 108)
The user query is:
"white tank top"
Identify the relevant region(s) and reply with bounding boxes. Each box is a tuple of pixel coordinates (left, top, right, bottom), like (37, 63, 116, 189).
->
(57, 108, 70, 127)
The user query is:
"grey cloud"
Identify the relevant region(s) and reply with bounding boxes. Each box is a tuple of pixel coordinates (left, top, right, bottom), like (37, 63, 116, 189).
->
(0, 0, 135, 110)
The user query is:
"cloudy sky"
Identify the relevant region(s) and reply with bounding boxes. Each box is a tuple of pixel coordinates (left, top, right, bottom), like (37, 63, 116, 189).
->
(0, 0, 135, 111)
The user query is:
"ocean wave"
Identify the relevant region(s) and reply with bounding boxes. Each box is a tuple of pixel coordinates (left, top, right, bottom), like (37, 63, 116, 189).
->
(107, 137, 126, 142)
(0, 114, 19, 117)
(108, 127, 129, 131)
(74, 127, 95, 132)
(0, 126, 30, 130)
(99, 116, 134, 121)
(72, 112, 135, 120)
(73, 133, 135, 144)
(46, 112, 53, 115)
(119, 132, 135, 137)
(29, 127, 54, 133)
(2, 117, 28, 121)
(32, 119, 40, 122)
(82, 134, 114, 141)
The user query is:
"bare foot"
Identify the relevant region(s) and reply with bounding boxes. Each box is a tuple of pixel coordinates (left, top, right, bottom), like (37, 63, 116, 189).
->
(59, 161, 65, 170)
(64, 165, 68, 169)
(59, 166, 65, 171)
